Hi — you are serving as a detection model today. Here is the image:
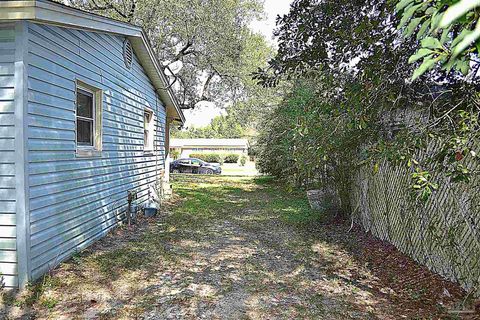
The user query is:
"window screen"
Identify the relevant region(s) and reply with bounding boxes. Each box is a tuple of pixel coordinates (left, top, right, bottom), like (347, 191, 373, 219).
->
(76, 88, 95, 146)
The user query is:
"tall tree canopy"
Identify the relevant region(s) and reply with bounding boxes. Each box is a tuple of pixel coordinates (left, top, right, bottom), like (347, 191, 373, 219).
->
(254, 0, 479, 201)
(66, 0, 270, 109)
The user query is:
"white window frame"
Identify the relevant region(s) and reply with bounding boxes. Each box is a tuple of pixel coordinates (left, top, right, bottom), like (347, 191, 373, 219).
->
(75, 80, 103, 157)
(144, 108, 155, 153)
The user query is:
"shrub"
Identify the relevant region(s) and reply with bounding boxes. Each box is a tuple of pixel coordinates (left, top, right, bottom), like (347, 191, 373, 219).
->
(240, 155, 247, 166)
(224, 154, 240, 163)
(189, 153, 223, 163)
(170, 150, 180, 160)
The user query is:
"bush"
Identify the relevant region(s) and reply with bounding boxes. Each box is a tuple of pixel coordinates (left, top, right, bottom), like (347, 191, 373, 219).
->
(224, 154, 240, 163)
(170, 150, 180, 160)
(240, 155, 247, 166)
(189, 153, 223, 163)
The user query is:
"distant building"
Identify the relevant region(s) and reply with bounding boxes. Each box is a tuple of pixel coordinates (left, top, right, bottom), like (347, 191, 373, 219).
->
(170, 139, 249, 158)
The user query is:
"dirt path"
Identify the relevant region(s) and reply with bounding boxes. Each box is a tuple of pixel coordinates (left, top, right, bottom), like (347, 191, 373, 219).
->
(3, 175, 469, 319)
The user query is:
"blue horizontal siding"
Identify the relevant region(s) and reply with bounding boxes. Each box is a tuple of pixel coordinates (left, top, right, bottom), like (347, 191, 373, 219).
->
(0, 23, 17, 288)
(26, 22, 167, 281)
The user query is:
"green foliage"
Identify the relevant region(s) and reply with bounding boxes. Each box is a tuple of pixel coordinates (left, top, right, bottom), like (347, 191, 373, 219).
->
(224, 154, 240, 163)
(240, 155, 247, 166)
(69, 0, 271, 110)
(432, 110, 480, 184)
(395, 0, 480, 80)
(411, 168, 438, 202)
(256, 77, 359, 212)
(189, 153, 223, 163)
(172, 113, 245, 139)
(171, 150, 180, 160)
(255, 0, 479, 205)
(39, 296, 58, 310)
(188, 153, 241, 164)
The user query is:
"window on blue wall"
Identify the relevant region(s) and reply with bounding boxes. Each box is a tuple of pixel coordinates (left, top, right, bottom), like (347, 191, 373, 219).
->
(75, 80, 103, 156)
(76, 88, 95, 146)
(144, 109, 154, 152)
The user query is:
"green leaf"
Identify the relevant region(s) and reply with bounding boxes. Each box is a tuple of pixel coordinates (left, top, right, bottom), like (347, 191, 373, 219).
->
(416, 19, 430, 40)
(412, 56, 437, 80)
(439, 0, 480, 29)
(408, 48, 434, 63)
(444, 57, 456, 73)
(398, 4, 423, 29)
(421, 37, 443, 49)
(425, 7, 436, 15)
(396, 0, 414, 12)
(456, 59, 470, 75)
(404, 17, 423, 37)
(430, 11, 444, 30)
(440, 26, 451, 44)
(373, 162, 379, 174)
(451, 28, 470, 47)
(451, 20, 480, 60)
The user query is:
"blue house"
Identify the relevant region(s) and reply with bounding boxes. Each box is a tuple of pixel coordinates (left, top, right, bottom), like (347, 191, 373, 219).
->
(0, 0, 185, 289)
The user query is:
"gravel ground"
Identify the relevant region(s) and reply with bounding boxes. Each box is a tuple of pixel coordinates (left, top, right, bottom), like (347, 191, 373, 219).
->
(2, 175, 474, 319)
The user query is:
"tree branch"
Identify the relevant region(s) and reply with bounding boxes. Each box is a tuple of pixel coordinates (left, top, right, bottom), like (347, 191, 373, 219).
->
(175, 41, 195, 60)
(87, 0, 136, 21)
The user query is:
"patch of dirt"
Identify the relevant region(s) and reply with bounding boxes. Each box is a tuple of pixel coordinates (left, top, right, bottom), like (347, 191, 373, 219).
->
(3, 175, 477, 319)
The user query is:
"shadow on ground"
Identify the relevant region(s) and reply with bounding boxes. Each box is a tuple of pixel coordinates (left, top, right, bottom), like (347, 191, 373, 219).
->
(1, 175, 470, 319)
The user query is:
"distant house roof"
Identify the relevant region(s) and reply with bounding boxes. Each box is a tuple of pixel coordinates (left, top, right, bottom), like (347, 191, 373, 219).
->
(0, 0, 185, 123)
(171, 139, 249, 148)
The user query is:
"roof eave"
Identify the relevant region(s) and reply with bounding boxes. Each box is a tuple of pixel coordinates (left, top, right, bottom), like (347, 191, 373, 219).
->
(0, 0, 185, 123)
(138, 33, 185, 123)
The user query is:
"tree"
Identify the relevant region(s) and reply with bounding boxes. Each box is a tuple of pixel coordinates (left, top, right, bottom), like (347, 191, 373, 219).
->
(395, 0, 480, 80)
(254, 0, 479, 201)
(171, 113, 245, 139)
(66, 0, 268, 109)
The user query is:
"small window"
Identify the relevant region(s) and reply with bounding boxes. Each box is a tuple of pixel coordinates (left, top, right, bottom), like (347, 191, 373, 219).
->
(76, 88, 95, 146)
(75, 81, 102, 156)
(144, 109, 154, 151)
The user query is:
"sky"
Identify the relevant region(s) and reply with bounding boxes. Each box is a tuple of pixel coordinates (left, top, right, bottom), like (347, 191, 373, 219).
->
(182, 0, 293, 128)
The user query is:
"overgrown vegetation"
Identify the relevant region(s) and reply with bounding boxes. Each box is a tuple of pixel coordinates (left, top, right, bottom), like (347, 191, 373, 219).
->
(254, 0, 479, 204)
(252, 0, 479, 295)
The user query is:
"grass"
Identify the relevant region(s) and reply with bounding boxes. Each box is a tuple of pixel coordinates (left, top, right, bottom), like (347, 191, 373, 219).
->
(220, 162, 258, 176)
(0, 174, 467, 319)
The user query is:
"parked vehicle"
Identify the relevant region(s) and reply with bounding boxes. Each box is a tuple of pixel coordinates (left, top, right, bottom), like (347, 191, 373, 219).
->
(170, 158, 222, 175)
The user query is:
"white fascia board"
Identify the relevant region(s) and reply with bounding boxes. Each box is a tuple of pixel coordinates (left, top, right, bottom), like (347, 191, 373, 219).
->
(35, 0, 142, 36)
(0, 1, 140, 36)
(129, 36, 185, 123)
(0, 2, 36, 21)
(0, 0, 185, 123)
(138, 32, 185, 123)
